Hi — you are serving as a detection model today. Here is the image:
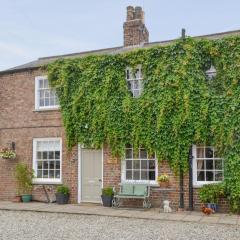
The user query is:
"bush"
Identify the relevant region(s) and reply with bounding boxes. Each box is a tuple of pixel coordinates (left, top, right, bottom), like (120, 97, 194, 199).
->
(56, 185, 70, 195)
(15, 163, 34, 195)
(199, 183, 225, 204)
(102, 187, 113, 197)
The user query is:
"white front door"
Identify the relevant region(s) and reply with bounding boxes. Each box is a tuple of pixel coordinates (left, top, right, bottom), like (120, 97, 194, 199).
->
(79, 147, 103, 203)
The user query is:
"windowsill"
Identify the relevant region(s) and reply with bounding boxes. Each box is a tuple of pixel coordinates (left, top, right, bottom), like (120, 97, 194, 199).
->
(33, 107, 60, 112)
(120, 181, 158, 186)
(193, 181, 223, 188)
(33, 179, 62, 185)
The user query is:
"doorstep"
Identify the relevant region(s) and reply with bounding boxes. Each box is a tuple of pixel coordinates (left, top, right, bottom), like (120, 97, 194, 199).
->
(0, 201, 239, 226)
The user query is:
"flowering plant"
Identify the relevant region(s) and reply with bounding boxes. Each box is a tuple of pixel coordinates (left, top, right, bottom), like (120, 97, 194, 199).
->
(157, 174, 169, 182)
(0, 148, 16, 159)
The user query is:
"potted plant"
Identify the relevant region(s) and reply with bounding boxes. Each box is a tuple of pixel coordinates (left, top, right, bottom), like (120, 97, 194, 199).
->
(101, 187, 114, 207)
(199, 183, 225, 212)
(0, 148, 16, 159)
(15, 163, 34, 202)
(157, 174, 170, 188)
(56, 185, 70, 204)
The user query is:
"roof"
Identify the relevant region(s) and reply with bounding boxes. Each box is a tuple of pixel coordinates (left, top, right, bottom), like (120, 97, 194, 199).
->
(1, 29, 240, 74)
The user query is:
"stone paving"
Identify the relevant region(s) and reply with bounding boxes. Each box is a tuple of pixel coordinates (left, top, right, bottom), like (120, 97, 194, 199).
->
(0, 201, 239, 225)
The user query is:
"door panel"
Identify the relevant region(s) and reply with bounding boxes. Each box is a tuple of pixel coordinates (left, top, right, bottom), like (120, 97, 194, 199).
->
(81, 149, 102, 202)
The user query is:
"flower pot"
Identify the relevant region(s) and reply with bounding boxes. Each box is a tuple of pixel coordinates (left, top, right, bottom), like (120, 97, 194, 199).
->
(13, 195, 22, 203)
(159, 181, 169, 188)
(21, 194, 32, 203)
(207, 203, 218, 212)
(56, 192, 69, 204)
(101, 195, 113, 207)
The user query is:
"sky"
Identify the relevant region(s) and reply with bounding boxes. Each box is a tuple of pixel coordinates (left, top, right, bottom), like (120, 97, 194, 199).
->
(0, 0, 239, 71)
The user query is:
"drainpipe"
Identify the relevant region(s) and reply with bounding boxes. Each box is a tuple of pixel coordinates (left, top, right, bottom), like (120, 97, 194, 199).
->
(179, 28, 186, 211)
(188, 146, 194, 211)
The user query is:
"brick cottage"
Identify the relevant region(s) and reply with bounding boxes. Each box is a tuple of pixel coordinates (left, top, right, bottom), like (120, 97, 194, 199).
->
(0, 6, 239, 211)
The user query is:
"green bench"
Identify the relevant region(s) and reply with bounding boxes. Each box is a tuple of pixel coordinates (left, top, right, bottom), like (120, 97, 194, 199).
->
(112, 184, 151, 209)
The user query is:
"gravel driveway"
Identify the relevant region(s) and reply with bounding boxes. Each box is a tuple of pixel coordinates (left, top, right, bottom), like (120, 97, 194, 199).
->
(0, 210, 239, 240)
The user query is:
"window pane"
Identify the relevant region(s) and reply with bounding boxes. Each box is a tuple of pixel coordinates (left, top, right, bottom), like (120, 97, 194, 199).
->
(197, 160, 204, 170)
(149, 171, 155, 180)
(141, 160, 147, 169)
(125, 149, 132, 159)
(197, 171, 205, 181)
(49, 170, 54, 178)
(55, 161, 60, 170)
(214, 149, 221, 158)
(141, 171, 147, 180)
(133, 90, 140, 97)
(43, 161, 49, 169)
(50, 98, 55, 106)
(49, 151, 54, 159)
(133, 170, 140, 180)
(40, 98, 44, 107)
(148, 153, 155, 159)
(126, 170, 132, 180)
(215, 171, 223, 181)
(49, 161, 55, 170)
(37, 170, 42, 178)
(44, 79, 49, 88)
(55, 151, 60, 159)
(133, 160, 140, 169)
(206, 160, 213, 170)
(139, 149, 147, 159)
(43, 151, 48, 159)
(215, 160, 223, 170)
(43, 170, 48, 178)
(206, 147, 214, 158)
(39, 79, 44, 88)
(45, 98, 50, 106)
(37, 161, 43, 170)
(149, 160, 155, 170)
(55, 170, 60, 179)
(37, 151, 42, 159)
(206, 171, 214, 181)
(197, 147, 205, 158)
(133, 80, 139, 89)
(126, 160, 132, 169)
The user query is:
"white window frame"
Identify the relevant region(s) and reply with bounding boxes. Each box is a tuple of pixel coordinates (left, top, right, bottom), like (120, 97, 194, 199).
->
(121, 146, 158, 185)
(192, 145, 223, 187)
(32, 138, 62, 184)
(35, 76, 59, 110)
(126, 65, 143, 97)
(206, 65, 216, 79)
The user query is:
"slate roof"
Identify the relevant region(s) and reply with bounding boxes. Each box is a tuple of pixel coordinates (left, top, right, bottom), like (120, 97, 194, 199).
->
(1, 29, 240, 74)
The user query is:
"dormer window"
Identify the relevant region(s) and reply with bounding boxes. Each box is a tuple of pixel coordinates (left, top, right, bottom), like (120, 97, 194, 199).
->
(206, 65, 216, 79)
(126, 66, 143, 97)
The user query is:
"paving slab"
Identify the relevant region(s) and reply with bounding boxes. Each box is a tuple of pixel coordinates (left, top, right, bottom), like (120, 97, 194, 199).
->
(200, 216, 221, 224)
(182, 214, 203, 222)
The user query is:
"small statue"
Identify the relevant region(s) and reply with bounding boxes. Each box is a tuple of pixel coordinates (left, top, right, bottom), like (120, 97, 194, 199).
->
(163, 200, 172, 213)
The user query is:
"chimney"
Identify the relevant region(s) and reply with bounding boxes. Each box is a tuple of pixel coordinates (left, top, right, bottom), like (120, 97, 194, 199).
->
(123, 6, 149, 47)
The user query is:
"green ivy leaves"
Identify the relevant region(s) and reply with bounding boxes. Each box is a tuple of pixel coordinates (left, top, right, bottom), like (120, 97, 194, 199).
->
(48, 36, 240, 212)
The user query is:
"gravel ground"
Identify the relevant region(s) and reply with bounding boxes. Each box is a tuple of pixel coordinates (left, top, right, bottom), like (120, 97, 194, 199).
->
(0, 210, 239, 240)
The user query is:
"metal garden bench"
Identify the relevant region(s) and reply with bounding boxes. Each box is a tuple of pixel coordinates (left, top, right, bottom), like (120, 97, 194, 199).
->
(112, 184, 151, 209)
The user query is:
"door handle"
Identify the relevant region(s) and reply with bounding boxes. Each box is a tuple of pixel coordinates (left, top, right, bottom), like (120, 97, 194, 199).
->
(99, 179, 102, 182)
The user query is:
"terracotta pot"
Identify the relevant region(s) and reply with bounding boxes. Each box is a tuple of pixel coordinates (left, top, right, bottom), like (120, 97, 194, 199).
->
(12, 195, 22, 203)
(159, 181, 169, 188)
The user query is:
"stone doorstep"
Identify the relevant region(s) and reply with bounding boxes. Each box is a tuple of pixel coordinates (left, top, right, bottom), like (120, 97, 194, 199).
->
(0, 201, 239, 225)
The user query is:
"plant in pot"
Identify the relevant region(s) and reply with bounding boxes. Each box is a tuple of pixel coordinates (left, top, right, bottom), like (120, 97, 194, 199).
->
(101, 187, 114, 207)
(199, 183, 225, 212)
(15, 163, 34, 202)
(56, 185, 70, 204)
(0, 148, 16, 160)
(157, 174, 170, 188)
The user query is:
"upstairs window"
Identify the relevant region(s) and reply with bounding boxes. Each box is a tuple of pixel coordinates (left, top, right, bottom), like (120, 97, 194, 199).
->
(121, 145, 157, 184)
(126, 66, 143, 97)
(206, 65, 216, 79)
(35, 76, 59, 110)
(192, 145, 224, 186)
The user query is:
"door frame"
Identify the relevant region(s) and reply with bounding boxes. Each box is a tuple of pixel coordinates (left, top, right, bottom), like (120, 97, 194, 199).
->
(77, 144, 104, 203)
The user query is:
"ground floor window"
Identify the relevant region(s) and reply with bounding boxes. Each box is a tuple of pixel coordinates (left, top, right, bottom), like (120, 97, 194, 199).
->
(192, 145, 223, 186)
(121, 145, 157, 184)
(33, 138, 62, 183)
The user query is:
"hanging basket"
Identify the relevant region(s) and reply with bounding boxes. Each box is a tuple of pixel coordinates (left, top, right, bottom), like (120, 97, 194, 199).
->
(0, 148, 16, 160)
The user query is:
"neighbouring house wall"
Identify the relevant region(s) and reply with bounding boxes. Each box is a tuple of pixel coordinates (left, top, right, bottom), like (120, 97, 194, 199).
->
(0, 70, 78, 203)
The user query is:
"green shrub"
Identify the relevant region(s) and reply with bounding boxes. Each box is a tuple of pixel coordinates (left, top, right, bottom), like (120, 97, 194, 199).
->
(56, 185, 70, 195)
(199, 183, 225, 204)
(15, 163, 34, 195)
(102, 187, 113, 197)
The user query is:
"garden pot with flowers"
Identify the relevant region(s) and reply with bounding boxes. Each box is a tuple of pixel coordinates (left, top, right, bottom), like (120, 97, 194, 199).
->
(0, 148, 16, 160)
(157, 174, 170, 188)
